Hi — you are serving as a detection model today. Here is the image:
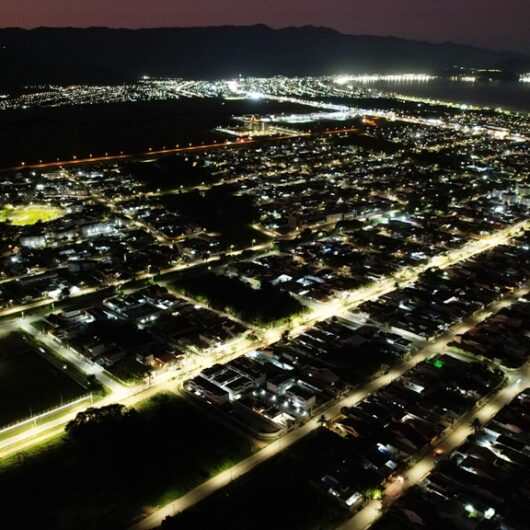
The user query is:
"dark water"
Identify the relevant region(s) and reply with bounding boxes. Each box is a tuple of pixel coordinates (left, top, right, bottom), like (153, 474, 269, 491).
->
(358, 80, 530, 113)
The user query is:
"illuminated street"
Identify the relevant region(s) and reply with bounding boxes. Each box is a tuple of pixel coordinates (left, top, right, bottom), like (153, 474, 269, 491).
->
(0, 40, 529, 529)
(129, 278, 530, 530)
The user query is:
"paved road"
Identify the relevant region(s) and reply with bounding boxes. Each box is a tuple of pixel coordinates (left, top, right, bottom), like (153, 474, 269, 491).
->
(0, 333, 263, 459)
(0, 241, 272, 322)
(0, 176, 526, 522)
(129, 281, 524, 530)
(20, 321, 126, 396)
(0, 215, 526, 467)
(0, 126, 356, 173)
(0, 373, 176, 459)
(338, 367, 529, 530)
(130, 277, 530, 530)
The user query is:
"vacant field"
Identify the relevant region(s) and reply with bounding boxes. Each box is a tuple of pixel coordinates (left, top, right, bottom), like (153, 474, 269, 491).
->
(0, 333, 85, 427)
(0, 394, 252, 529)
(161, 429, 352, 530)
(0, 97, 311, 167)
(173, 273, 307, 326)
(0, 204, 64, 225)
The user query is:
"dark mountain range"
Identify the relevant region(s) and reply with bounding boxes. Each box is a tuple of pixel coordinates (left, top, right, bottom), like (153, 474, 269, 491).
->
(0, 25, 529, 88)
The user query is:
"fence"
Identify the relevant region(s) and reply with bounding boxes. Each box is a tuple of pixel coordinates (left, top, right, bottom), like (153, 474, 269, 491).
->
(0, 393, 93, 436)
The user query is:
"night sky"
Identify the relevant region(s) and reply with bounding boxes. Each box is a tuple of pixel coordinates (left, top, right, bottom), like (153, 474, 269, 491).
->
(2, 0, 529, 53)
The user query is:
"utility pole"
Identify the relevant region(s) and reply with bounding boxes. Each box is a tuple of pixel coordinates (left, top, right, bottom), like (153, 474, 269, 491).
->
(29, 404, 37, 427)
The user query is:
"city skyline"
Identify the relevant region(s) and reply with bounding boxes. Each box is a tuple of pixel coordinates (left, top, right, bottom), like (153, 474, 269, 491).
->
(2, 0, 530, 53)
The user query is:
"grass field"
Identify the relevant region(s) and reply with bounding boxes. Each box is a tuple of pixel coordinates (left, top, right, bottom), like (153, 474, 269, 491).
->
(161, 429, 352, 530)
(0, 393, 252, 529)
(0, 333, 86, 427)
(0, 204, 64, 225)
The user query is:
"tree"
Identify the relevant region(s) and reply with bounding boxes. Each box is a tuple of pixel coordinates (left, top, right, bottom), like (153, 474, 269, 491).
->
(65, 404, 135, 445)
(299, 228, 313, 242)
(364, 487, 383, 500)
(318, 414, 328, 428)
(470, 417, 482, 435)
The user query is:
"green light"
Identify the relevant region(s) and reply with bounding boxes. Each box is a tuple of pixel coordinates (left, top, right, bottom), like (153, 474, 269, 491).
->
(426, 357, 445, 368)
(365, 488, 383, 500)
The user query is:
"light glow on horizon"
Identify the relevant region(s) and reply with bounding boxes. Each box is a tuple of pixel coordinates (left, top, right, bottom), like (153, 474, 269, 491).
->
(335, 73, 435, 84)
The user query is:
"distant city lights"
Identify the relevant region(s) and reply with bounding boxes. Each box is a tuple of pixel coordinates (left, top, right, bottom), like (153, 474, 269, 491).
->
(334, 73, 435, 84)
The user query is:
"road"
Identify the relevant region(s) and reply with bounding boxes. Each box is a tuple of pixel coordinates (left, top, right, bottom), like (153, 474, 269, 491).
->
(0, 330, 264, 459)
(128, 278, 529, 530)
(0, 368, 177, 459)
(20, 321, 126, 396)
(3, 88, 524, 175)
(338, 367, 530, 530)
(0, 116, 527, 515)
(0, 127, 356, 173)
(1, 90, 527, 525)
(0, 213, 526, 466)
(0, 240, 272, 322)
